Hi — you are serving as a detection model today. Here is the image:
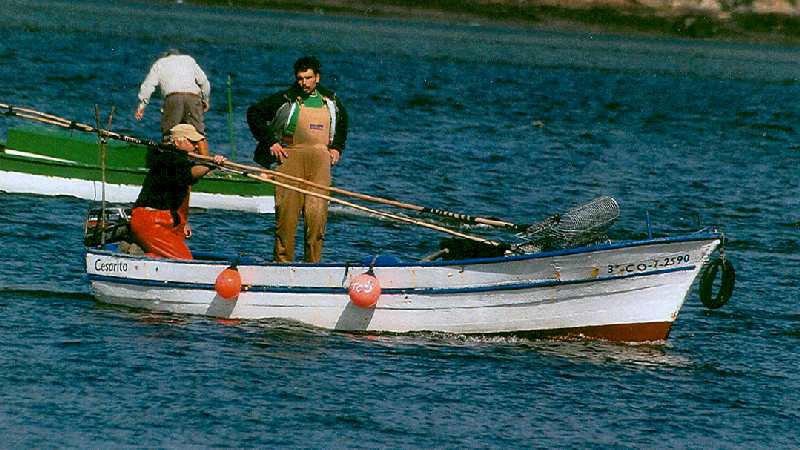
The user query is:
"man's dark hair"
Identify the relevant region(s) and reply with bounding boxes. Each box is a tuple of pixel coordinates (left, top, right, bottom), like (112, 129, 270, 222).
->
(294, 56, 321, 75)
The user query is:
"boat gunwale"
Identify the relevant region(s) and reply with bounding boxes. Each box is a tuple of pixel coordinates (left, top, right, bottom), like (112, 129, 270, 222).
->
(87, 264, 697, 295)
(0, 147, 270, 185)
(85, 230, 722, 269)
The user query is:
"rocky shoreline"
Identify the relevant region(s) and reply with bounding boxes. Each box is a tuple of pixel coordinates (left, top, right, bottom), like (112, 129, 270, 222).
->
(189, 0, 800, 43)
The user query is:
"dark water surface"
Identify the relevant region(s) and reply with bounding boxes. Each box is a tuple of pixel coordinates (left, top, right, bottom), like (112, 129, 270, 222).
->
(1, 0, 799, 447)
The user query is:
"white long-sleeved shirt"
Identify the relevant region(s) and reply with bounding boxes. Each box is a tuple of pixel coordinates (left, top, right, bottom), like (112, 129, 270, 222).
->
(137, 54, 211, 105)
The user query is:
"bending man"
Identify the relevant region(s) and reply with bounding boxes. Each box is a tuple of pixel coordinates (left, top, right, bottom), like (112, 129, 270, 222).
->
(247, 56, 348, 263)
(130, 124, 225, 259)
(135, 48, 211, 154)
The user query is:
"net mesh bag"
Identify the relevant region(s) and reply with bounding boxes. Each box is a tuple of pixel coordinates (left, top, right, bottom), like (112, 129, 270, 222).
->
(512, 196, 620, 253)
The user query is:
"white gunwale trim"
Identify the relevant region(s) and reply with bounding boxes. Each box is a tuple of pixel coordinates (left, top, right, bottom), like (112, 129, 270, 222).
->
(4, 149, 78, 164)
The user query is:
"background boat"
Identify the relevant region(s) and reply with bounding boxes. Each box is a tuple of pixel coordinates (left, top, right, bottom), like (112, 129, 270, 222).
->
(0, 125, 275, 213)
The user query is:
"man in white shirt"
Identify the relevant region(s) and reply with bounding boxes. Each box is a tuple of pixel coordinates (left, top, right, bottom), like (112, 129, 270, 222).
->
(135, 49, 211, 145)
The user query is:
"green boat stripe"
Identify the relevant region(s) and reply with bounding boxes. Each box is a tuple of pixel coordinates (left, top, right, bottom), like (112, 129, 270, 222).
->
(1, 124, 274, 196)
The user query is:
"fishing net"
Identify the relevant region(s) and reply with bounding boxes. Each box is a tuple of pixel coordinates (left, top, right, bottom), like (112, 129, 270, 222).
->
(511, 196, 620, 253)
(435, 196, 620, 260)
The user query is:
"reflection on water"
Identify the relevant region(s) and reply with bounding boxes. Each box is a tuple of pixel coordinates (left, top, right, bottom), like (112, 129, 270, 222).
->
(334, 330, 693, 368)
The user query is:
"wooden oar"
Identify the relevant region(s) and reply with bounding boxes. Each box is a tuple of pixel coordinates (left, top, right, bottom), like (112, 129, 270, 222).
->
(2, 102, 525, 230)
(1, 102, 159, 146)
(2, 104, 73, 125)
(3, 103, 619, 251)
(224, 159, 523, 230)
(195, 154, 503, 246)
(0, 102, 503, 246)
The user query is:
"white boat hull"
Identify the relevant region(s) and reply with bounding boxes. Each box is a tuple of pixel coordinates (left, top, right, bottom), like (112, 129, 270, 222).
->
(86, 233, 722, 342)
(0, 169, 275, 213)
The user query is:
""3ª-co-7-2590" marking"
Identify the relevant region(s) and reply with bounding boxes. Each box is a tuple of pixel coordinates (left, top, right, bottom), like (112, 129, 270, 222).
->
(607, 254, 691, 275)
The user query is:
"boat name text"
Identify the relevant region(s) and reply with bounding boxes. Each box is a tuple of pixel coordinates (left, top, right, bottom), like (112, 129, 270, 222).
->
(94, 259, 128, 273)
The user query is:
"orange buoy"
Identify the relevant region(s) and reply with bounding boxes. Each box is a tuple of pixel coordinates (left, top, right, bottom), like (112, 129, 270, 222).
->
(348, 272, 381, 308)
(215, 266, 241, 300)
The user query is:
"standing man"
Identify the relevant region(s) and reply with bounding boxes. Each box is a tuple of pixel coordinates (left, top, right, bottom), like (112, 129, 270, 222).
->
(129, 124, 225, 260)
(135, 49, 211, 153)
(247, 56, 348, 263)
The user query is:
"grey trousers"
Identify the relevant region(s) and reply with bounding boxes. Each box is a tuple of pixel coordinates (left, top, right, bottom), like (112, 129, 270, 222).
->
(161, 93, 205, 136)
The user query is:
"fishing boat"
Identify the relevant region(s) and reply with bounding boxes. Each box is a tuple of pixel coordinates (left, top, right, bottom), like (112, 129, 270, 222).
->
(85, 228, 732, 343)
(3, 103, 735, 343)
(0, 125, 275, 213)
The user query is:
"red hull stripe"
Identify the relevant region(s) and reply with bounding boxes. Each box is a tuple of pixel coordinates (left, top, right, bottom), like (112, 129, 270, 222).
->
(508, 321, 674, 343)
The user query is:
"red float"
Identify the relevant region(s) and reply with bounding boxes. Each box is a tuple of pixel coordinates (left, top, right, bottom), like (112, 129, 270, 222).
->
(215, 266, 241, 300)
(348, 272, 381, 308)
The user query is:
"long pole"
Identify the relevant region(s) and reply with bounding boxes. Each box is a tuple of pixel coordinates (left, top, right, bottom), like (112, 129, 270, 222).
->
(224, 160, 522, 230)
(0, 102, 526, 231)
(93, 105, 115, 246)
(203, 158, 502, 246)
(226, 73, 237, 161)
(94, 106, 106, 245)
(0, 102, 503, 246)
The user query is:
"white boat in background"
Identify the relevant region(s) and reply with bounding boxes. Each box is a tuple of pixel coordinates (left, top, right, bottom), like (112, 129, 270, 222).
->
(85, 230, 728, 342)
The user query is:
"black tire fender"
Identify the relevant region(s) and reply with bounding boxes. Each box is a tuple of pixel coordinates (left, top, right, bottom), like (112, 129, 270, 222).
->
(699, 257, 735, 309)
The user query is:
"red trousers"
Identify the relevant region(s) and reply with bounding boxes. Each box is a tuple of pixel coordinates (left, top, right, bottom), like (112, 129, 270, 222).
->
(130, 207, 192, 259)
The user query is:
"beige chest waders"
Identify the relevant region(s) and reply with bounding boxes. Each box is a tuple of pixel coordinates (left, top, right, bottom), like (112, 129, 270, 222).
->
(274, 103, 332, 263)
